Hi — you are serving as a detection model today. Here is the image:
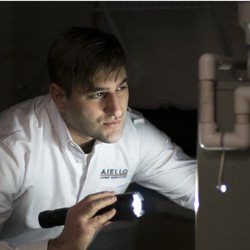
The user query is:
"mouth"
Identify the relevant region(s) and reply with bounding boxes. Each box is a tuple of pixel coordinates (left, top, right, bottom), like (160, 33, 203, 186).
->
(103, 120, 121, 129)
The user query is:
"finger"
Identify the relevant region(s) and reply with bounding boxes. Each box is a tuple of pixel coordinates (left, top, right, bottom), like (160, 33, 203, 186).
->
(85, 191, 116, 203)
(92, 208, 116, 229)
(83, 195, 117, 218)
(72, 191, 116, 214)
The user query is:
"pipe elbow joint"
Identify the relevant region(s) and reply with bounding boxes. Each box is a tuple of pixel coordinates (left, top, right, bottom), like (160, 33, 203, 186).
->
(223, 124, 250, 150)
(199, 123, 223, 150)
(235, 86, 250, 114)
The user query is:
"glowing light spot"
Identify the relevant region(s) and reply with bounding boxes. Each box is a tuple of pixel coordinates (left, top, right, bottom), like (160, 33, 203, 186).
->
(132, 194, 142, 217)
(220, 184, 227, 193)
(194, 198, 200, 212)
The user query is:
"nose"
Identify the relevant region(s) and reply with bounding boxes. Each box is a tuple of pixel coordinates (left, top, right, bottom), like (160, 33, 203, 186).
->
(104, 93, 123, 118)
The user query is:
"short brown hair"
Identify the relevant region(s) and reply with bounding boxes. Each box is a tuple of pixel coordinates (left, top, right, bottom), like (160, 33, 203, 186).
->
(47, 27, 126, 98)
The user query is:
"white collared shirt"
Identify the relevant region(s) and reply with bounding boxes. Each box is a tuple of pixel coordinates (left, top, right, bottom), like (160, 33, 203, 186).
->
(0, 94, 196, 249)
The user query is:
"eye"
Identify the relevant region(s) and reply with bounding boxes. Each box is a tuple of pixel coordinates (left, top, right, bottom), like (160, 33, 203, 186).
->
(91, 92, 104, 98)
(117, 86, 127, 91)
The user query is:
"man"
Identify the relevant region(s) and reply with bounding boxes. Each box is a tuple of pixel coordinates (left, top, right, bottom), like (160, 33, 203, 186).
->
(0, 27, 196, 250)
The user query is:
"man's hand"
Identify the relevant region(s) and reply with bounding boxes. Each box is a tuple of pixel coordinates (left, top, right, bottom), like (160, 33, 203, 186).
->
(48, 191, 117, 250)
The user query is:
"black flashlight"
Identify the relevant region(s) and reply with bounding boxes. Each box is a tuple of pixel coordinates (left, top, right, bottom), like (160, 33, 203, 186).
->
(38, 192, 144, 228)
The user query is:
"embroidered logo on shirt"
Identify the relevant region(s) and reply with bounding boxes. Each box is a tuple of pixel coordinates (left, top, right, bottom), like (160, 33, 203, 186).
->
(100, 169, 128, 179)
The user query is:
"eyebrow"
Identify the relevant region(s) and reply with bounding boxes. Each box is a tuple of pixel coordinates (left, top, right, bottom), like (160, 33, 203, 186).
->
(85, 77, 128, 95)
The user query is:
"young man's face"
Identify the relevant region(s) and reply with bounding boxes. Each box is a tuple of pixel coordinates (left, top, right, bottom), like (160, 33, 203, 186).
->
(62, 67, 129, 147)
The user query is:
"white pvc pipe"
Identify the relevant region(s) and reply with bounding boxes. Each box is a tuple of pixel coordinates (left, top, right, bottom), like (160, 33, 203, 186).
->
(238, 2, 250, 45)
(199, 54, 219, 81)
(223, 124, 250, 150)
(235, 86, 250, 114)
(199, 123, 223, 150)
(200, 80, 215, 123)
(199, 53, 250, 150)
(199, 53, 246, 81)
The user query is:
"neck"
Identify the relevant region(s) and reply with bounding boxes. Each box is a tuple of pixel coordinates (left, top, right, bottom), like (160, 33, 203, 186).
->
(60, 112, 95, 153)
(80, 139, 96, 154)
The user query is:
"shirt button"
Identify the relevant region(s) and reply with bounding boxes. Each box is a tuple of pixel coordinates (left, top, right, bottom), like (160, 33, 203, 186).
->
(70, 142, 74, 147)
(76, 159, 83, 164)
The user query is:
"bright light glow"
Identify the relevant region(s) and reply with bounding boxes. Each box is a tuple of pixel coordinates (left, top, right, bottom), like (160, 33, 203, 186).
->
(194, 172, 199, 213)
(132, 194, 142, 217)
(220, 184, 227, 193)
(194, 198, 200, 212)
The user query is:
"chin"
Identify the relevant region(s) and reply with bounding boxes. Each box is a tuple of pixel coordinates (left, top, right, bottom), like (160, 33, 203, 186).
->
(103, 131, 123, 144)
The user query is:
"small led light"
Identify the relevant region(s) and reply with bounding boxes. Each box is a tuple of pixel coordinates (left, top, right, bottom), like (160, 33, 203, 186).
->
(220, 184, 227, 193)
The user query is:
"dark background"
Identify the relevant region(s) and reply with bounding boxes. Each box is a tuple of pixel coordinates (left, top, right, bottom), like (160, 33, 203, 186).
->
(0, 2, 246, 112)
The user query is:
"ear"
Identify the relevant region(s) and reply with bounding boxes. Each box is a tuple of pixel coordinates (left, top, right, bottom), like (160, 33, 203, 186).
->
(49, 83, 67, 113)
